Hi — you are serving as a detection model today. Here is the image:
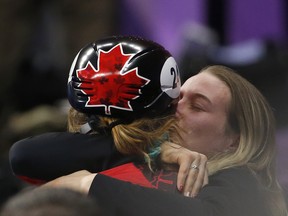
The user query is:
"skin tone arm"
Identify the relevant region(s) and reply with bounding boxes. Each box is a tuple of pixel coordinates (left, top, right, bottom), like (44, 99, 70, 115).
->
(43, 170, 95, 194)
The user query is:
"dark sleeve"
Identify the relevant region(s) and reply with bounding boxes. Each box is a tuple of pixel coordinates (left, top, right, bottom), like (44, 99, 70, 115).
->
(9, 132, 133, 183)
(89, 168, 269, 216)
(90, 174, 207, 216)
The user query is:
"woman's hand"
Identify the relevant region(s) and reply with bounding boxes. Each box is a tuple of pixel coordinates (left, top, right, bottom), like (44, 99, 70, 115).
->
(43, 170, 96, 194)
(160, 142, 208, 197)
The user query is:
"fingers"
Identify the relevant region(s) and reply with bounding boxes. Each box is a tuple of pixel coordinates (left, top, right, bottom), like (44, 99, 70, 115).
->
(182, 156, 201, 197)
(160, 142, 209, 196)
(181, 154, 208, 197)
(176, 152, 195, 191)
(189, 157, 208, 197)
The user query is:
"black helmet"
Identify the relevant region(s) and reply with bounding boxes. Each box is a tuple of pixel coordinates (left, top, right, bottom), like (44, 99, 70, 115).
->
(68, 35, 181, 119)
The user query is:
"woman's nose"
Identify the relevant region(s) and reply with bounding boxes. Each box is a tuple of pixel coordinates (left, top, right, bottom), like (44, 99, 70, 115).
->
(176, 98, 183, 111)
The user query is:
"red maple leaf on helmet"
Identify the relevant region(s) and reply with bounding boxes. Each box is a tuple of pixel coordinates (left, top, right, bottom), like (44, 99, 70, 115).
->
(76, 44, 150, 115)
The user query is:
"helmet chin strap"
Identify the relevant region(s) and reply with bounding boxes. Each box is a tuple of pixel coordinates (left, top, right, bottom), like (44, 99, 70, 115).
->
(144, 91, 165, 108)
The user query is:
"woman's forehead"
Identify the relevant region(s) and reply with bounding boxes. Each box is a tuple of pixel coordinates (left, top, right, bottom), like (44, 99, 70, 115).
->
(183, 72, 231, 105)
(183, 72, 227, 91)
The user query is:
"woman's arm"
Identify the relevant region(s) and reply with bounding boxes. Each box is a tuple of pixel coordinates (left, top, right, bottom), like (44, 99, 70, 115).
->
(91, 174, 206, 216)
(43, 168, 269, 216)
(9, 131, 207, 193)
(9, 132, 132, 183)
(42, 170, 206, 216)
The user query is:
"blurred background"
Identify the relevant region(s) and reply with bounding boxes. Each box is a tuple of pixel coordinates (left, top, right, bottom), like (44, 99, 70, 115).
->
(0, 0, 287, 205)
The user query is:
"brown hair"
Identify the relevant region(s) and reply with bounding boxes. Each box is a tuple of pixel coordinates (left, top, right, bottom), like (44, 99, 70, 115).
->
(67, 108, 180, 168)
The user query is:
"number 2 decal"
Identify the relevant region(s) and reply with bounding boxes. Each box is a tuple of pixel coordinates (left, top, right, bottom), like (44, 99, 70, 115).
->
(160, 57, 181, 99)
(170, 65, 179, 89)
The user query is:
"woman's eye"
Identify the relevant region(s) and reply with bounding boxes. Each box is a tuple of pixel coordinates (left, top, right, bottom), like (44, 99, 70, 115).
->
(191, 105, 203, 111)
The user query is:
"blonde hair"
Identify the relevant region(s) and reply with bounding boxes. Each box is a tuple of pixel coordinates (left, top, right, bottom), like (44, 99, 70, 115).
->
(67, 108, 179, 168)
(203, 65, 287, 216)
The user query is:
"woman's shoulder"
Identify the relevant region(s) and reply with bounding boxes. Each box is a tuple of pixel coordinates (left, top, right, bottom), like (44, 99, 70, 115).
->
(212, 166, 254, 177)
(209, 166, 260, 188)
(199, 166, 270, 216)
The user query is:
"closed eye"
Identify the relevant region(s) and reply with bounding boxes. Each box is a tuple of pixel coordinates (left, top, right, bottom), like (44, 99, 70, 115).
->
(190, 103, 205, 112)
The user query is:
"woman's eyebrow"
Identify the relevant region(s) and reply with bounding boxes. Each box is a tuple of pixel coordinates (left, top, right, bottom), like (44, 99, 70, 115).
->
(191, 93, 212, 105)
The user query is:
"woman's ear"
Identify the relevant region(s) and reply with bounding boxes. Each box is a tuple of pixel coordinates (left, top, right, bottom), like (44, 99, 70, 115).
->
(227, 134, 240, 151)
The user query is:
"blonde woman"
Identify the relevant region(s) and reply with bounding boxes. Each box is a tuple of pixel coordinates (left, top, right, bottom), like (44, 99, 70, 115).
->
(44, 65, 287, 216)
